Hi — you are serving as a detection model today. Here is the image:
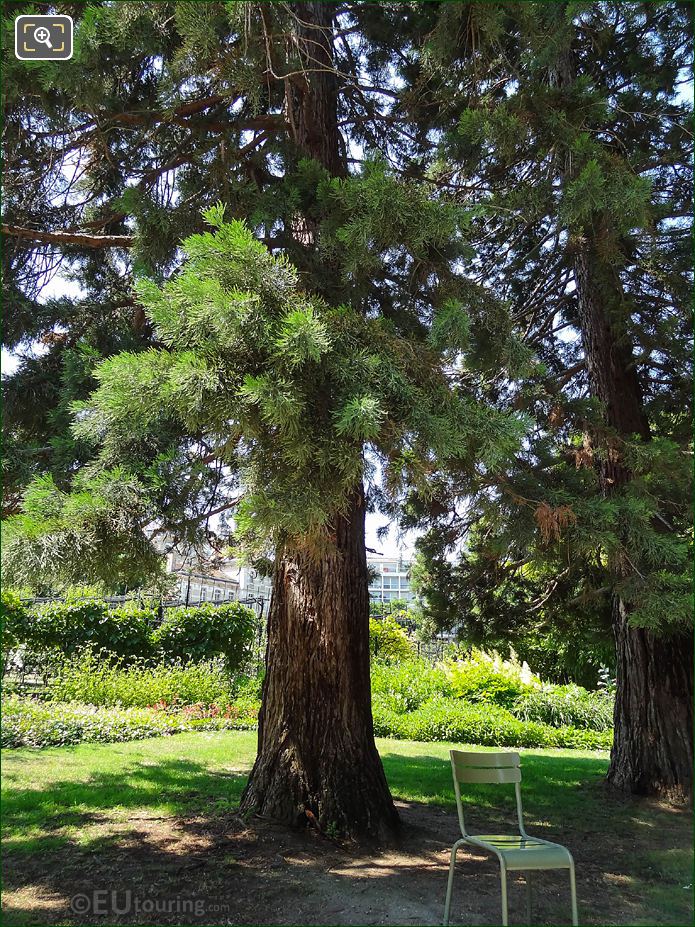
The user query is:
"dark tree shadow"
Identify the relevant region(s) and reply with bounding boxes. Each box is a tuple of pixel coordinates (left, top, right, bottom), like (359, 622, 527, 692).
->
(2, 747, 692, 926)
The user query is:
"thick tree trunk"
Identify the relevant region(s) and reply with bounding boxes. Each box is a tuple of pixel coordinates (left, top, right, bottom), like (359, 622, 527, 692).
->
(573, 244, 694, 803)
(240, 1, 399, 837)
(240, 488, 399, 837)
(609, 599, 693, 802)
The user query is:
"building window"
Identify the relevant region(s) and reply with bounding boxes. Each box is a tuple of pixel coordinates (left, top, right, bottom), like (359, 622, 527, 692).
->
(201, 587, 207, 601)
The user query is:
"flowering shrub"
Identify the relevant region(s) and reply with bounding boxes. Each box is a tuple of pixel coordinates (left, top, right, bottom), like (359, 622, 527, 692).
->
(147, 698, 259, 726)
(442, 648, 540, 708)
(371, 650, 614, 741)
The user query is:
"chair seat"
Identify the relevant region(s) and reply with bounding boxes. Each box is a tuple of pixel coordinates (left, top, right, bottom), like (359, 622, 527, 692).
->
(465, 834, 572, 871)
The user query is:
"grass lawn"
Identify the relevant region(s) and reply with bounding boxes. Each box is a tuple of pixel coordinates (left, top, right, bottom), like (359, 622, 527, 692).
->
(2, 732, 692, 925)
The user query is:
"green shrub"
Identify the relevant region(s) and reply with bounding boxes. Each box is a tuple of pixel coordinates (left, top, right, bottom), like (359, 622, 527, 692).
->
(8, 599, 158, 662)
(1, 696, 257, 749)
(371, 659, 452, 712)
(1, 590, 26, 654)
(152, 602, 255, 670)
(369, 614, 415, 663)
(511, 684, 614, 731)
(3, 596, 255, 670)
(442, 648, 539, 708)
(50, 651, 236, 708)
(372, 696, 612, 750)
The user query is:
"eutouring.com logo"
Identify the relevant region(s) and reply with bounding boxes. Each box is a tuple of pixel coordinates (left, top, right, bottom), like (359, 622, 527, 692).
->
(70, 891, 230, 917)
(15, 15, 73, 61)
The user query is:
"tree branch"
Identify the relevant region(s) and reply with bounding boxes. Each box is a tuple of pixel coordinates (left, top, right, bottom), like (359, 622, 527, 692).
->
(2, 224, 134, 249)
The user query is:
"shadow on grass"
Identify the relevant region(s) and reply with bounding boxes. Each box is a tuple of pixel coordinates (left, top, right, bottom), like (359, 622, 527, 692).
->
(381, 749, 611, 828)
(2, 745, 692, 926)
(2, 757, 248, 854)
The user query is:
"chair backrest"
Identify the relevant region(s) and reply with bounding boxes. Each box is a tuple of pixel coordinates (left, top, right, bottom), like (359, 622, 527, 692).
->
(449, 750, 525, 836)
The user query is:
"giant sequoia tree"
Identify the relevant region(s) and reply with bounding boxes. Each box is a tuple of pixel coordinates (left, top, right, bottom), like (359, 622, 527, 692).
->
(404, 1, 693, 801)
(3, 1, 692, 817)
(3, 2, 525, 835)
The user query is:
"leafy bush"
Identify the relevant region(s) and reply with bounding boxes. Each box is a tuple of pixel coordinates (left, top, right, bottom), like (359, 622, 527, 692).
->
(371, 659, 452, 712)
(1, 696, 257, 748)
(2, 596, 255, 671)
(511, 684, 614, 731)
(4, 598, 157, 662)
(1, 590, 25, 654)
(51, 651, 236, 708)
(153, 601, 255, 670)
(369, 614, 415, 663)
(372, 696, 612, 751)
(442, 648, 539, 708)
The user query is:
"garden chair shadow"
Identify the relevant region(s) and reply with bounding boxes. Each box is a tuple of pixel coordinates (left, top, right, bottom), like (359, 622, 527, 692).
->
(443, 749, 578, 926)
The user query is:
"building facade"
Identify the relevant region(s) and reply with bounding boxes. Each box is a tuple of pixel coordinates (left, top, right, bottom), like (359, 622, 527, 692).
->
(366, 556, 414, 604)
(156, 533, 412, 610)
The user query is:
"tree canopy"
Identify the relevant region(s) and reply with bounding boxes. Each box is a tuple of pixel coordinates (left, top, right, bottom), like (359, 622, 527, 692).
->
(2, 1, 692, 807)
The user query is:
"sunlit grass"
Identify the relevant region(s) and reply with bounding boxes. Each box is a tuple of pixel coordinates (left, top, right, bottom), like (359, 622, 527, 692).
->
(2, 731, 691, 925)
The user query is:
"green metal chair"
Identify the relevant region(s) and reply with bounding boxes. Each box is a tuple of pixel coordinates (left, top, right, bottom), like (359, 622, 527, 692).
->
(443, 749, 578, 926)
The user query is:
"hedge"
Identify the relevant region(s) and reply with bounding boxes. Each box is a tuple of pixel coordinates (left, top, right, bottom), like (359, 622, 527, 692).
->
(1, 593, 255, 672)
(153, 602, 255, 669)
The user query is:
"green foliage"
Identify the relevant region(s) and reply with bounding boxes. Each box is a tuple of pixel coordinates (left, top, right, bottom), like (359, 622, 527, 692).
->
(369, 615, 415, 663)
(511, 685, 614, 732)
(5, 194, 526, 584)
(152, 602, 254, 671)
(6, 599, 157, 663)
(4, 597, 256, 670)
(318, 155, 467, 282)
(50, 652, 236, 709)
(1, 471, 162, 591)
(370, 650, 613, 738)
(372, 696, 611, 751)
(1, 590, 24, 655)
(1, 696, 256, 749)
(442, 649, 539, 708)
(408, 0, 693, 671)
(371, 659, 452, 712)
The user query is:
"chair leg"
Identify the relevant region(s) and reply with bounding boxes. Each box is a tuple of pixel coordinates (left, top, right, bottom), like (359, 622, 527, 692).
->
(500, 863, 509, 927)
(443, 840, 463, 926)
(525, 871, 532, 923)
(569, 860, 578, 926)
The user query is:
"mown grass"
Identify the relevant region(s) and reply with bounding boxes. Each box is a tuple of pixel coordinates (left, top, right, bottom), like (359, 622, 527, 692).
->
(2, 732, 692, 925)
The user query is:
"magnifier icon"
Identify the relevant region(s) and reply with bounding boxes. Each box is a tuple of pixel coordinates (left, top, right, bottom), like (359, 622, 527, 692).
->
(33, 26, 53, 49)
